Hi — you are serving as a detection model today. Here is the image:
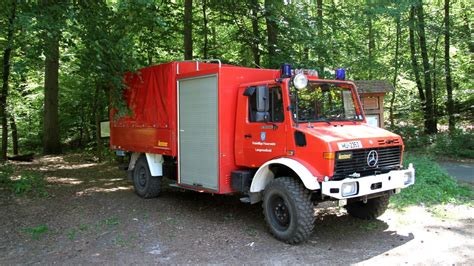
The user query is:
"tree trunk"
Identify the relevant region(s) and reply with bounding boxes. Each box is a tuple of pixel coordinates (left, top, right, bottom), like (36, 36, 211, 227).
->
(415, 1, 437, 134)
(183, 0, 193, 60)
(1, 1, 16, 162)
(9, 113, 18, 155)
(389, 15, 401, 128)
(444, 0, 455, 132)
(316, 0, 323, 75)
(264, 0, 278, 68)
(409, 6, 428, 131)
(367, 16, 375, 79)
(250, 0, 261, 66)
(409, 7, 425, 104)
(432, 34, 440, 127)
(93, 84, 103, 161)
(43, 31, 62, 154)
(202, 0, 209, 59)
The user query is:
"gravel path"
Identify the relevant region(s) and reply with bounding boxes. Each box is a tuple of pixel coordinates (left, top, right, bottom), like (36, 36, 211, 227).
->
(438, 160, 474, 184)
(0, 154, 472, 264)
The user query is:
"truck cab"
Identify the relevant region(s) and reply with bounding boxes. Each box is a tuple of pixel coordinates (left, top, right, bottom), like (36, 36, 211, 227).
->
(233, 69, 414, 243)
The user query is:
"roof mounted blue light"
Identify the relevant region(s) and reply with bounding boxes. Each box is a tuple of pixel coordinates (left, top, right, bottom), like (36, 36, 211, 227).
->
(335, 68, 346, 80)
(280, 63, 292, 78)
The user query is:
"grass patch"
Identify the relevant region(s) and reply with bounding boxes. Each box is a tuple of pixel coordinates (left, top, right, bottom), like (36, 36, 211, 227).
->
(79, 223, 89, 231)
(102, 217, 120, 226)
(0, 164, 48, 197)
(0, 164, 14, 186)
(243, 225, 258, 237)
(67, 228, 77, 240)
(390, 154, 473, 209)
(358, 220, 384, 231)
(23, 224, 49, 240)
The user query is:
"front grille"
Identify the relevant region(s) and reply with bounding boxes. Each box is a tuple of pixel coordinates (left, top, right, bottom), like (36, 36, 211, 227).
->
(334, 146, 402, 178)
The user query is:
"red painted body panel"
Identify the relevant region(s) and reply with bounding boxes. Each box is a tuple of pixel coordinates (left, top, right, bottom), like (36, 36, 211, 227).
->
(110, 62, 405, 194)
(110, 62, 220, 156)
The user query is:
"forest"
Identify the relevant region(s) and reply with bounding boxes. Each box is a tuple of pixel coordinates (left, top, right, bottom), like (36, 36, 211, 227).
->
(0, 0, 472, 160)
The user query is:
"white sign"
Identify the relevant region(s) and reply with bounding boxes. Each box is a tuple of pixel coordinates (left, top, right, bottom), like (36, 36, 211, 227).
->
(366, 115, 379, 127)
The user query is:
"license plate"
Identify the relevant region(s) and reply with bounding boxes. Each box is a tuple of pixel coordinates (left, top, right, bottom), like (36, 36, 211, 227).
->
(337, 141, 362, 150)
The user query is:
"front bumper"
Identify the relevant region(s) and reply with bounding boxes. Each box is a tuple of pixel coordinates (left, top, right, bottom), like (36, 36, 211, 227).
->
(321, 163, 415, 199)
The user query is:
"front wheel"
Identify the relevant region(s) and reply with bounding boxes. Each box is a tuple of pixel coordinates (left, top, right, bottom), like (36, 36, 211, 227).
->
(345, 195, 390, 220)
(262, 177, 315, 244)
(132, 155, 162, 198)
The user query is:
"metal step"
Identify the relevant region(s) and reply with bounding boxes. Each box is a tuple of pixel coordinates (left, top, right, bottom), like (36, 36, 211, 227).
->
(168, 182, 180, 188)
(240, 197, 251, 203)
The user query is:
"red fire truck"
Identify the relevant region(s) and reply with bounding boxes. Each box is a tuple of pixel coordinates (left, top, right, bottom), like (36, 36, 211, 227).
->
(107, 60, 415, 244)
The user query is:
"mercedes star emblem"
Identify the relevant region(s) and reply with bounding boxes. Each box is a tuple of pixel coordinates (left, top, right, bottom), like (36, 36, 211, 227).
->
(367, 150, 379, 167)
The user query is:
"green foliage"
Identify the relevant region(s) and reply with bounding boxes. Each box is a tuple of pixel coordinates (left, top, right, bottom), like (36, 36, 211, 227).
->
(67, 228, 77, 240)
(391, 154, 473, 208)
(0, 0, 472, 154)
(102, 217, 120, 226)
(0, 164, 14, 184)
(0, 164, 48, 197)
(22, 224, 49, 240)
(11, 171, 48, 196)
(429, 130, 474, 159)
(390, 125, 474, 159)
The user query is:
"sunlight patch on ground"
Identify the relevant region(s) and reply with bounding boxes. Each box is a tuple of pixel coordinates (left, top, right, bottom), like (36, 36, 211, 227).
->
(76, 186, 132, 196)
(359, 204, 474, 265)
(40, 156, 65, 163)
(56, 163, 96, 170)
(37, 163, 96, 172)
(46, 177, 83, 185)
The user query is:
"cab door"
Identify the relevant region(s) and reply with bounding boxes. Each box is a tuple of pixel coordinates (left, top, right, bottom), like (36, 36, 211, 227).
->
(237, 85, 287, 167)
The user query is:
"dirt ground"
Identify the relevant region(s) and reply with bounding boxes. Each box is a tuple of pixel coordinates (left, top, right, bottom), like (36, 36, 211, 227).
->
(0, 154, 473, 265)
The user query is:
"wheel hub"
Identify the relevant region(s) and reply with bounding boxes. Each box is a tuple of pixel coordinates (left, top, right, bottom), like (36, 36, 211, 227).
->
(270, 196, 290, 228)
(138, 167, 147, 187)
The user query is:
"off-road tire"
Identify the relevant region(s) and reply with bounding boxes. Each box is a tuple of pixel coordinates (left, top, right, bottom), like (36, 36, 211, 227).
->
(262, 177, 315, 244)
(345, 195, 390, 220)
(132, 155, 161, 198)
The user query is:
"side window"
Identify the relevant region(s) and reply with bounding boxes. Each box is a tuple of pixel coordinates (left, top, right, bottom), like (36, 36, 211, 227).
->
(270, 87, 284, 122)
(248, 86, 284, 123)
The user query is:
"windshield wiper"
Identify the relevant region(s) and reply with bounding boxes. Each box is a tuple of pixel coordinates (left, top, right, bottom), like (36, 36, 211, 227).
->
(314, 118, 331, 125)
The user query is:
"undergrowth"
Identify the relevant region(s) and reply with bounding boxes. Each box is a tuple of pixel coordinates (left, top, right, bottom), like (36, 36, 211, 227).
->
(390, 154, 473, 209)
(0, 164, 49, 197)
(390, 126, 474, 159)
(429, 130, 474, 159)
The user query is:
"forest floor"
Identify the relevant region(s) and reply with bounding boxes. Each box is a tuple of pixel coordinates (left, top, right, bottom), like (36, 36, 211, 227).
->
(0, 153, 473, 264)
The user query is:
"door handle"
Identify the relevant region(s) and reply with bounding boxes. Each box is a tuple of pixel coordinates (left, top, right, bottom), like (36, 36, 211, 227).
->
(244, 134, 252, 139)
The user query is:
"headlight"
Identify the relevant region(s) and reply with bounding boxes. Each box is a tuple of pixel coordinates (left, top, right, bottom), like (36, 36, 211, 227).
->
(341, 181, 358, 197)
(293, 73, 308, 90)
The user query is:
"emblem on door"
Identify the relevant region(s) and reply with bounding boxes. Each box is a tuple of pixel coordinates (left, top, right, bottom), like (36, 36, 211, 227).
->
(260, 132, 266, 141)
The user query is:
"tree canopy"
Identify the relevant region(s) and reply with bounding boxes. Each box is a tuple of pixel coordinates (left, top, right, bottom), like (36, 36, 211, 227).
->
(0, 0, 472, 159)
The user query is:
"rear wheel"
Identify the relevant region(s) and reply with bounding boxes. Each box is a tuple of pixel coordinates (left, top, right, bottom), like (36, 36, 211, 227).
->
(262, 177, 315, 244)
(345, 195, 390, 220)
(133, 155, 161, 198)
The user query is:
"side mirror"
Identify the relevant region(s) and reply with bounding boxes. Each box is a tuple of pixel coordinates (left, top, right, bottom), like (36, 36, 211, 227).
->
(245, 85, 270, 123)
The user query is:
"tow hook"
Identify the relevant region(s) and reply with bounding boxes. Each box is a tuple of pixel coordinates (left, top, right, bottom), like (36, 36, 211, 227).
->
(362, 196, 368, 204)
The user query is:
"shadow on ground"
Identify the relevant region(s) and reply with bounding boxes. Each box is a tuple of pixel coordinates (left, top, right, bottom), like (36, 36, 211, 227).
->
(0, 154, 415, 264)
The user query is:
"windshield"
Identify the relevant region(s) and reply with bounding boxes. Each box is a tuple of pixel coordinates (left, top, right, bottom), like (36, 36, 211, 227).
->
(292, 82, 363, 122)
